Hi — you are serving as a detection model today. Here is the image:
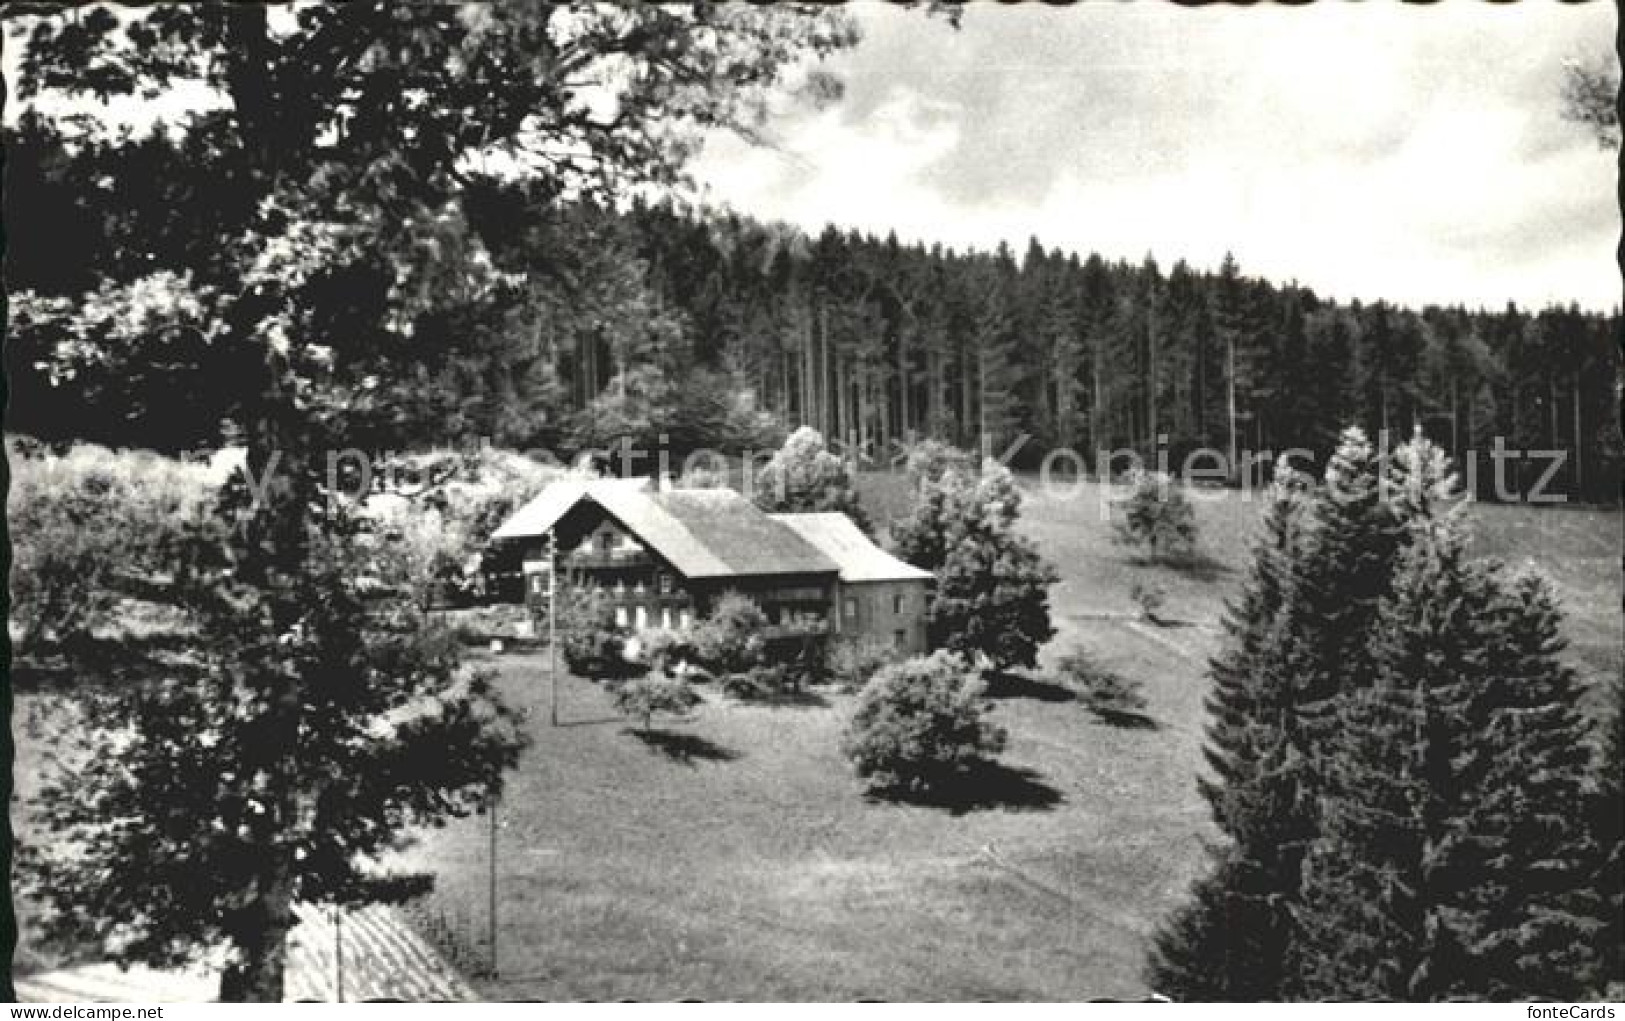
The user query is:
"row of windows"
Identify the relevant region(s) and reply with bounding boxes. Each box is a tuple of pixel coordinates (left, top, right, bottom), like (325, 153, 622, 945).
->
(527, 570, 675, 597)
(843, 593, 912, 619)
(615, 605, 694, 630)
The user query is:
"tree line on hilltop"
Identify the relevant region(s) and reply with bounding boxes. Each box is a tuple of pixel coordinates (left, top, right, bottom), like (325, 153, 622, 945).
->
(9, 120, 1621, 501)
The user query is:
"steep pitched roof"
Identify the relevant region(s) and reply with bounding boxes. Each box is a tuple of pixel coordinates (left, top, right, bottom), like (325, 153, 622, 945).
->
(770, 512, 934, 583)
(489, 477, 650, 543)
(491, 480, 838, 580)
(650, 489, 837, 578)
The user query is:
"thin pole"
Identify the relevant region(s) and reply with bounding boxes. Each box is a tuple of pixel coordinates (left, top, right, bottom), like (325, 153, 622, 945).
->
(334, 907, 344, 1003)
(549, 532, 559, 728)
(488, 789, 499, 979)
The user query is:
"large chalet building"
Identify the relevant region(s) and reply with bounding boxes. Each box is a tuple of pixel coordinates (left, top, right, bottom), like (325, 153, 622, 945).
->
(487, 478, 931, 654)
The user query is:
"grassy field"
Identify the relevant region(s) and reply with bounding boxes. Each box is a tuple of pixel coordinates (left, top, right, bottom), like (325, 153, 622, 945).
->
(12, 472, 1618, 997)
(388, 476, 1621, 1001)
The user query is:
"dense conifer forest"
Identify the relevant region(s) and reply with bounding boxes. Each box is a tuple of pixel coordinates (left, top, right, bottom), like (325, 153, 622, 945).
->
(8, 120, 1619, 500)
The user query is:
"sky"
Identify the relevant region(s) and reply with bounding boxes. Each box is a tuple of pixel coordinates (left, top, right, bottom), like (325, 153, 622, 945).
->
(690, 2, 1619, 312)
(4, 2, 1614, 311)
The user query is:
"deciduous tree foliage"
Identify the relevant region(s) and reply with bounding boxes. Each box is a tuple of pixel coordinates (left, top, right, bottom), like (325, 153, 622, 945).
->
(751, 426, 870, 531)
(840, 651, 1007, 795)
(892, 464, 1058, 672)
(690, 591, 771, 677)
(612, 674, 701, 735)
(7, 1, 862, 1001)
(18, 510, 528, 999)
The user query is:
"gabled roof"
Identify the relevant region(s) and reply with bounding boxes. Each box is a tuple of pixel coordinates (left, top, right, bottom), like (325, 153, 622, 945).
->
(650, 488, 838, 577)
(489, 477, 649, 543)
(770, 512, 934, 583)
(491, 479, 839, 580)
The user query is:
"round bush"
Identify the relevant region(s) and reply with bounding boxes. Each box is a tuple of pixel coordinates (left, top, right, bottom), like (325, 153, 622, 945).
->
(612, 674, 701, 733)
(840, 651, 1007, 795)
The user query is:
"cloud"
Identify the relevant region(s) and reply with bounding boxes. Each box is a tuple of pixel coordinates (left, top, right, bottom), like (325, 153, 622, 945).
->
(690, 2, 1619, 310)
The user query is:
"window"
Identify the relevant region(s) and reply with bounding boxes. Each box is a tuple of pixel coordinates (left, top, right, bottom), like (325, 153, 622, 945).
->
(661, 608, 673, 629)
(844, 597, 858, 620)
(635, 605, 649, 629)
(894, 629, 907, 649)
(893, 593, 906, 615)
(597, 531, 613, 554)
(659, 572, 674, 595)
(679, 609, 693, 629)
(614, 606, 629, 628)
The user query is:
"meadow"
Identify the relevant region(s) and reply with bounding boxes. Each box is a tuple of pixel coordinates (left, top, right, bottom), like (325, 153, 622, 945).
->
(12, 470, 1618, 996)
(389, 475, 1621, 1000)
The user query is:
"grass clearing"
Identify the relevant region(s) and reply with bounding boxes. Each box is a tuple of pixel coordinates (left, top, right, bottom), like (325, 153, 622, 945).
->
(396, 477, 1617, 1000)
(12, 473, 1617, 999)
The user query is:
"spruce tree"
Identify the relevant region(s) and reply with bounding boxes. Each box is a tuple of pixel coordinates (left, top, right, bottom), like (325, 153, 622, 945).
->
(1296, 504, 1600, 999)
(1276, 427, 1403, 750)
(1149, 430, 1409, 1000)
(1468, 568, 1600, 998)
(1147, 459, 1308, 999)
(1592, 671, 1625, 996)
(1294, 516, 1487, 1000)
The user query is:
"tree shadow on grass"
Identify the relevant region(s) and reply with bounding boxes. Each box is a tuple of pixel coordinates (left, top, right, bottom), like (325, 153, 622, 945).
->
(1088, 707, 1161, 731)
(867, 760, 1064, 816)
(628, 729, 740, 765)
(742, 688, 831, 710)
(1162, 550, 1235, 583)
(983, 671, 1077, 704)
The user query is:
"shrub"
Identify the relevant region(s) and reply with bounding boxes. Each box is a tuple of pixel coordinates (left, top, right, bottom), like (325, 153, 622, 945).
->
(369, 500, 473, 611)
(9, 442, 212, 657)
(900, 438, 977, 489)
(1111, 469, 1197, 562)
(825, 635, 904, 694)
(690, 592, 769, 675)
(720, 663, 789, 701)
(557, 585, 635, 679)
(1129, 581, 1168, 623)
(637, 626, 698, 675)
(840, 651, 1008, 795)
(786, 634, 830, 690)
(1056, 651, 1149, 723)
(612, 674, 701, 733)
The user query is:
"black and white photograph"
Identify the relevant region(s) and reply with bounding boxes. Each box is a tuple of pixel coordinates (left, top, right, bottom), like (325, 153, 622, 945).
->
(3, 0, 1621, 1005)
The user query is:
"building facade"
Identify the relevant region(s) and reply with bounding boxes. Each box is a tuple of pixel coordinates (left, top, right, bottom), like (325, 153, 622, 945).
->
(770, 512, 932, 656)
(487, 479, 930, 653)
